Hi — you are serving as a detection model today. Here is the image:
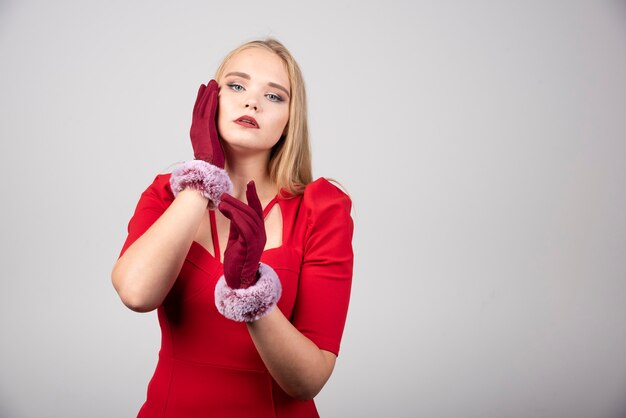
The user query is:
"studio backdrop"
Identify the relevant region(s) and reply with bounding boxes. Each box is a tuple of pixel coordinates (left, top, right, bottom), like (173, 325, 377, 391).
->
(1, 1, 625, 417)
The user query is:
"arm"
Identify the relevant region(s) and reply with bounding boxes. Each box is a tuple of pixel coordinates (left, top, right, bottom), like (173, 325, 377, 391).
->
(256, 179, 353, 398)
(111, 189, 208, 312)
(112, 80, 230, 312)
(246, 308, 336, 400)
(215, 179, 353, 399)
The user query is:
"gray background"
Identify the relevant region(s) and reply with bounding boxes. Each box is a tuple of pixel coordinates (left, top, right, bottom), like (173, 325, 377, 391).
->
(1, 1, 626, 417)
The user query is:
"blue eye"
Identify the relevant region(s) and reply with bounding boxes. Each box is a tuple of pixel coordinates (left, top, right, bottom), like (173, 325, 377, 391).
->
(266, 93, 283, 103)
(226, 83, 244, 92)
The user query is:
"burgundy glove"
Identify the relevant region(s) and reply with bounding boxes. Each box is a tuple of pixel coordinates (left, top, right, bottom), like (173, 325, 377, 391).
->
(214, 181, 282, 322)
(170, 80, 232, 208)
(218, 181, 266, 288)
(190, 80, 225, 168)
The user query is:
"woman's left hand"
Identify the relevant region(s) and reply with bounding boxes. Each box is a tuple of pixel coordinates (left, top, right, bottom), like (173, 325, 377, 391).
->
(218, 181, 266, 289)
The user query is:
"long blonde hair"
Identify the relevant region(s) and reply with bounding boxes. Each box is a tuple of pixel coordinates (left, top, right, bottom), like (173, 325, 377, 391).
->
(215, 39, 312, 197)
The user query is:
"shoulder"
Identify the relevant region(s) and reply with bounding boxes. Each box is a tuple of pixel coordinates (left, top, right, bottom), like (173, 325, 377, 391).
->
(301, 177, 352, 224)
(150, 172, 173, 189)
(139, 173, 175, 205)
(303, 177, 351, 206)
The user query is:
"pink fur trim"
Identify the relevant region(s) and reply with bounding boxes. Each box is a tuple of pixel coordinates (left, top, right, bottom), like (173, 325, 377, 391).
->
(170, 160, 233, 209)
(215, 263, 282, 322)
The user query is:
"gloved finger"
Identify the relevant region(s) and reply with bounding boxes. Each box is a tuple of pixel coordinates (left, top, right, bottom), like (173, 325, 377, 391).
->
(245, 181, 264, 220)
(218, 198, 242, 242)
(202, 80, 219, 120)
(206, 87, 218, 130)
(192, 84, 206, 118)
(220, 193, 262, 224)
(219, 195, 260, 232)
(219, 197, 263, 245)
(207, 79, 225, 167)
(218, 194, 238, 221)
(206, 81, 218, 112)
(223, 203, 262, 245)
(226, 217, 240, 242)
(196, 82, 213, 121)
(207, 79, 219, 92)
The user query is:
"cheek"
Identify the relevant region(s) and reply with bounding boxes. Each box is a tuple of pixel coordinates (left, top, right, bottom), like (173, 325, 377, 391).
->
(216, 109, 225, 133)
(216, 98, 231, 131)
(274, 110, 290, 134)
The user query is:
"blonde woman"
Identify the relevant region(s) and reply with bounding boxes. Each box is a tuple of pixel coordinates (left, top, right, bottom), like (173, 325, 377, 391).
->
(112, 39, 353, 417)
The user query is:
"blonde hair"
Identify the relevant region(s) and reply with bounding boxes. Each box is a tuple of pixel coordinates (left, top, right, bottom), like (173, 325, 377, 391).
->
(215, 39, 312, 197)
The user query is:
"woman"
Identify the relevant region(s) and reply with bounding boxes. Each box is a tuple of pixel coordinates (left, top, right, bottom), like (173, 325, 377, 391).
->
(112, 38, 354, 417)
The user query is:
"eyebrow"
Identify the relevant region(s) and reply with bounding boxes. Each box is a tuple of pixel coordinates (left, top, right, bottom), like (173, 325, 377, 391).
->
(224, 71, 290, 98)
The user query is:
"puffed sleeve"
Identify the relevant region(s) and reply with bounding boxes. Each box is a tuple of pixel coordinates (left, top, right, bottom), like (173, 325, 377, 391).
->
(118, 174, 174, 258)
(291, 178, 354, 356)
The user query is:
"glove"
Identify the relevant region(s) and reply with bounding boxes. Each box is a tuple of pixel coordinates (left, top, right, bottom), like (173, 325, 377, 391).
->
(214, 181, 282, 322)
(190, 80, 225, 168)
(219, 181, 266, 289)
(170, 80, 232, 208)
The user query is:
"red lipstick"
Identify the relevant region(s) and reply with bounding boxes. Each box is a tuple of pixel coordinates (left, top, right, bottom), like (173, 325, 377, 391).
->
(234, 115, 259, 128)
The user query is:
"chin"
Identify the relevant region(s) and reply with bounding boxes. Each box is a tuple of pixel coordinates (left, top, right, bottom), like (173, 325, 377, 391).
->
(222, 139, 271, 155)
(221, 133, 280, 154)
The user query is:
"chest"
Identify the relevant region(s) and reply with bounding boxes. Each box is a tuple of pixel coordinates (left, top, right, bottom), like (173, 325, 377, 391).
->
(193, 201, 283, 261)
(165, 193, 305, 323)
(169, 197, 302, 319)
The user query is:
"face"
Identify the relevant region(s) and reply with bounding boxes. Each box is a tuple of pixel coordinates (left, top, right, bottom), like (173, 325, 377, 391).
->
(217, 47, 290, 155)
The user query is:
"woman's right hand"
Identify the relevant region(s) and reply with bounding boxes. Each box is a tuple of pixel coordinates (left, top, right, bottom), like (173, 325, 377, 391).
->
(170, 80, 232, 209)
(190, 79, 225, 168)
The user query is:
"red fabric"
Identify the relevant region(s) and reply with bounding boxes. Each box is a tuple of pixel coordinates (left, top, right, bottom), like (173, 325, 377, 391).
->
(118, 174, 354, 418)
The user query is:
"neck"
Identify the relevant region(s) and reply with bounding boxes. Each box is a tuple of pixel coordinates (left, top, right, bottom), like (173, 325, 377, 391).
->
(224, 149, 278, 203)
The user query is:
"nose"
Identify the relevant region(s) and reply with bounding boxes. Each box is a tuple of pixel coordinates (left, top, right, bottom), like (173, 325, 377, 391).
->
(244, 96, 260, 112)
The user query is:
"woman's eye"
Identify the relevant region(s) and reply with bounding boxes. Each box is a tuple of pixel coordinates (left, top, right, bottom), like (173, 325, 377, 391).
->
(226, 83, 244, 92)
(266, 93, 283, 103)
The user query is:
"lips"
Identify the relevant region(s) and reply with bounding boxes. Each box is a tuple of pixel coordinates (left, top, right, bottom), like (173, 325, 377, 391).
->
(234, 115, 259, 128)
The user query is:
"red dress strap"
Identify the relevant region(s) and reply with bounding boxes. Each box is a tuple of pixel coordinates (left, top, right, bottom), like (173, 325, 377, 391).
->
(263, 196, 279, 218)
(209, 210, 221, 263)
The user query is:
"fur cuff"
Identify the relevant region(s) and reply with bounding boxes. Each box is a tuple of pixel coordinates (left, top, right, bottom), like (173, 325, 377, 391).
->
(215, 263, 282, 322)
(170, 160, 233, 209)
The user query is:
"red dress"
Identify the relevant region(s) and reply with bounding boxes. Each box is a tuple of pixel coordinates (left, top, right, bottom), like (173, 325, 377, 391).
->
(119, 174, 354, 418)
